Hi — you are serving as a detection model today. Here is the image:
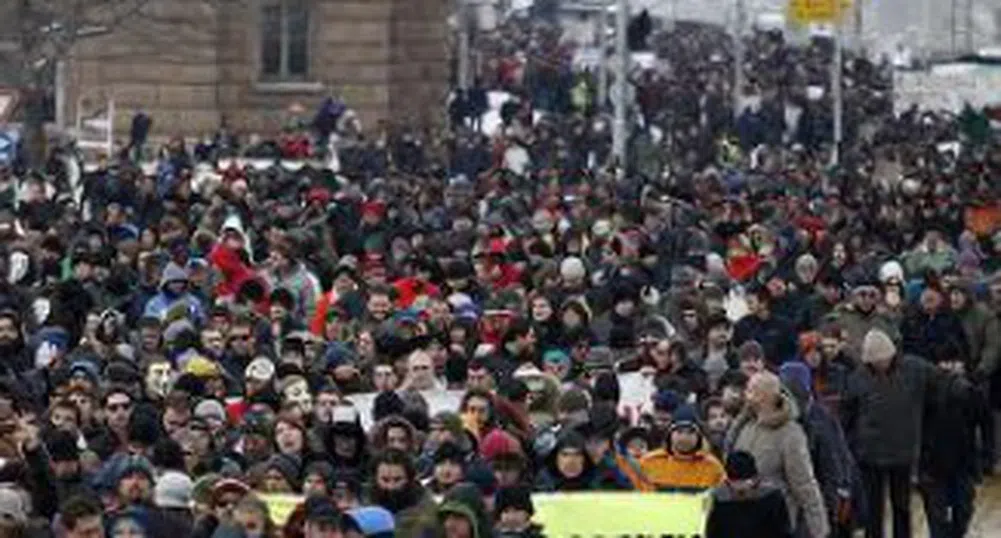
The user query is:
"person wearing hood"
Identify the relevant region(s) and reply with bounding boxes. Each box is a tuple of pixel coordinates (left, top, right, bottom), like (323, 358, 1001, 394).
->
(779, 362, 861, 538)
(492, 485, 544, 538)
(947, 279, 1001, 474)
(143, 262, 206, 325)
(324, 405, 369, 471)
(533, 429, 600, 492)
(727, 371, 829, 538)
(369, 449, 437, 538)
(841, 329, 938, 538)
(438, 482, 492, 538)
(210, 215, 256, 301)
(639, 405, 724, 492)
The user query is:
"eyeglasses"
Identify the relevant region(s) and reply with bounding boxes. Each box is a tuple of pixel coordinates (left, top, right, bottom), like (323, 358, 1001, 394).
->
(106, 402, 132, 412)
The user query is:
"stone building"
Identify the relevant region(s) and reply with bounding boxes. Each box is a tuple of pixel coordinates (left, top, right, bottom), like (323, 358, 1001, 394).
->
(60, 0, 450, 138)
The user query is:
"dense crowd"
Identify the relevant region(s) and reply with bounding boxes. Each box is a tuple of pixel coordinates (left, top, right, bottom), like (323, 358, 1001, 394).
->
(0, 13, 996, 538)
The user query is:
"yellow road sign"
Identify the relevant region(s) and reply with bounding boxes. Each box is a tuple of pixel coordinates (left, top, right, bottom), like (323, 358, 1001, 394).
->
(788, 0, 852, 24)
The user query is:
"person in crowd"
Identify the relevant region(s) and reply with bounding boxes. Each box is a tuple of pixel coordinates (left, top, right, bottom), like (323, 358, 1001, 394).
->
(2, 11, 1001, 538)
(727, 371, 829, 538)
(919, 339, 983, 538)
(639, 404, 724, 491)
(842, 328, 938, 538)
(705, 451, 792, 538)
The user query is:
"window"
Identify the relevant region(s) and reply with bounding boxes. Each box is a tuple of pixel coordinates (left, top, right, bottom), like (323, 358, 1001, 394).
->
(260, 0, 310, 81)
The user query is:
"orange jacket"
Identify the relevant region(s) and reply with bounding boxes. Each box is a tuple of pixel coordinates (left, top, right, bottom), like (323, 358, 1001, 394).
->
(639, 449, 725, 491)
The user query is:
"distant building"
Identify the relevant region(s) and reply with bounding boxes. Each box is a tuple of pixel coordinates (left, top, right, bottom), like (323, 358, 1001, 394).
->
(27, 0, 449, 138)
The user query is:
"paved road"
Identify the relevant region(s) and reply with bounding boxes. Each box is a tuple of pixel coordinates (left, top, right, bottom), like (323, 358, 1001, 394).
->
(878, 475, 1001, 537)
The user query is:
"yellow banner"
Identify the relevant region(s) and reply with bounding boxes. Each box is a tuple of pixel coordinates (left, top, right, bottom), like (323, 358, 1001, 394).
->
(788, 0, 852, 24)
(259, 493, 304, 526)
(531, 492, 709, 537)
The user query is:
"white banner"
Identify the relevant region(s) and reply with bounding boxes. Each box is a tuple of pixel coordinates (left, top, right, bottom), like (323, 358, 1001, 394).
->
(894, 67, 1001, 114)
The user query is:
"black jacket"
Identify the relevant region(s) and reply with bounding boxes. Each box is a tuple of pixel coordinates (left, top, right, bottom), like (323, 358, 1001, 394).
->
(920, 372, 984, 479)
(705, 481, 793, 538)
(842, 355, 937, 466)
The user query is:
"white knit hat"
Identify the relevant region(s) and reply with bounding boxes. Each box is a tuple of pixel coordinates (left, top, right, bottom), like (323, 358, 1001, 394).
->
(560, 256, 586, 281)
(862, 329, 896, 364)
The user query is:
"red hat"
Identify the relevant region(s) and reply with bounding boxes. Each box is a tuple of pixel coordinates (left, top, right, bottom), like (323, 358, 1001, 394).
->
(362, 200, 386, 219)
(307, 187, 332, 205)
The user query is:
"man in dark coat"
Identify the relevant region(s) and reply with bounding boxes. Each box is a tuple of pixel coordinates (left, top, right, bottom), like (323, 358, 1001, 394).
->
(705, 451, 792, 538)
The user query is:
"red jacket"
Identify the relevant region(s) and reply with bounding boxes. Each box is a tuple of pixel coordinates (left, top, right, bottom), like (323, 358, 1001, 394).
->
(209, 243, 256, 299)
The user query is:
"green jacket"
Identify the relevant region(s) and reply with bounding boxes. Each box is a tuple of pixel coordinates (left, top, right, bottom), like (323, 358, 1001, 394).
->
(957, 301, 1001, 377)
(438, 483, 492, 538)
(395, 487, 439, 538)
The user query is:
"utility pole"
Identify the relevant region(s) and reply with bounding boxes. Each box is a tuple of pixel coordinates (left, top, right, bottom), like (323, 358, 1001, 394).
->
(458, 0, 471, 90)
(733, 0, 746, 120)
(612, 0, 628, 178)
(597, 3, 608, 110)
(832, 5, 844, 165)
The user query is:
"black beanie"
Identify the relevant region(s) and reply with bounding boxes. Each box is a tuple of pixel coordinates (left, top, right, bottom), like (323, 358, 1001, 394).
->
(495, 485, 534, 515)
(127, 406, 161, 447)
(725, 451, 758, 481)
(46, 430, 79, 463)
(265, 454, 302, 491)
(372, 391, 405, 423)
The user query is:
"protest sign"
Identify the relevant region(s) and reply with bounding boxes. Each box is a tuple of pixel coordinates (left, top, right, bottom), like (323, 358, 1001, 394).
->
(532, 492, 709, 537)
(259, 493, 304, 526)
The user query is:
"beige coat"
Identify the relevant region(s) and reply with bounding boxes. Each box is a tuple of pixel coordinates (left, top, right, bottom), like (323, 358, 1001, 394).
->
(727, 391, 830, 538)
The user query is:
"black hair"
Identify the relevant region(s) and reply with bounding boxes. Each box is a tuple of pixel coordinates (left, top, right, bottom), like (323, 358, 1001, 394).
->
(372, 448, 416, 481)
(60, 495, 104, 531)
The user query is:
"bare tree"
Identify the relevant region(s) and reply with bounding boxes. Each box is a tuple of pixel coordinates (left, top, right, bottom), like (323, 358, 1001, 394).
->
(8, 0, 152, 165)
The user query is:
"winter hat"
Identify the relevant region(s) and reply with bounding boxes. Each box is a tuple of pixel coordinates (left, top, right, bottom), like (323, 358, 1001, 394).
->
(0, 488, 26, 523)
(479, 429, 522, 461)
(738, 340, 765, 363)
(304, 495, 340, 524)
(556, 388, 591, 415)
(194, 399, 227, 424)
(779, 362, 812, 396)
(46, 429, 80, 462)
(110, 454, 156, 486)
(495, 485, 534, 516)
(155, 470, 193, 509)
(264, 454, 302, 491)
(861, 329, 896, 364)
(725, 450, 758, 480)
(127, 410, 161, 448)
(372, 391, 406, 423)
(344, 506, 395, 537)
(653, 389, 682, 413)
(542, 349, 570, 368)
(669, 404, 700, 433)
(559, 257, 587, 281)
(245, 357, 276, 382)
(879, 260, 905, 283)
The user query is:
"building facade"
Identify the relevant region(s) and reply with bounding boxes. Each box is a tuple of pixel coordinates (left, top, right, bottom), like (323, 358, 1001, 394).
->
(62, 0, 450, 138)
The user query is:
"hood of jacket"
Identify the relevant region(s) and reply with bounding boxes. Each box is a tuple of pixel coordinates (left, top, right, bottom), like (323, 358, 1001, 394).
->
(159, 262, 190, 290)
(755, 386, 799, 429)
(439, 482, 491, 538)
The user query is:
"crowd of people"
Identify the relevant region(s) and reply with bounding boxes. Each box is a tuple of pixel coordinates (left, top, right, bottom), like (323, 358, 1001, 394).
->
(0, 11, 996, 538)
